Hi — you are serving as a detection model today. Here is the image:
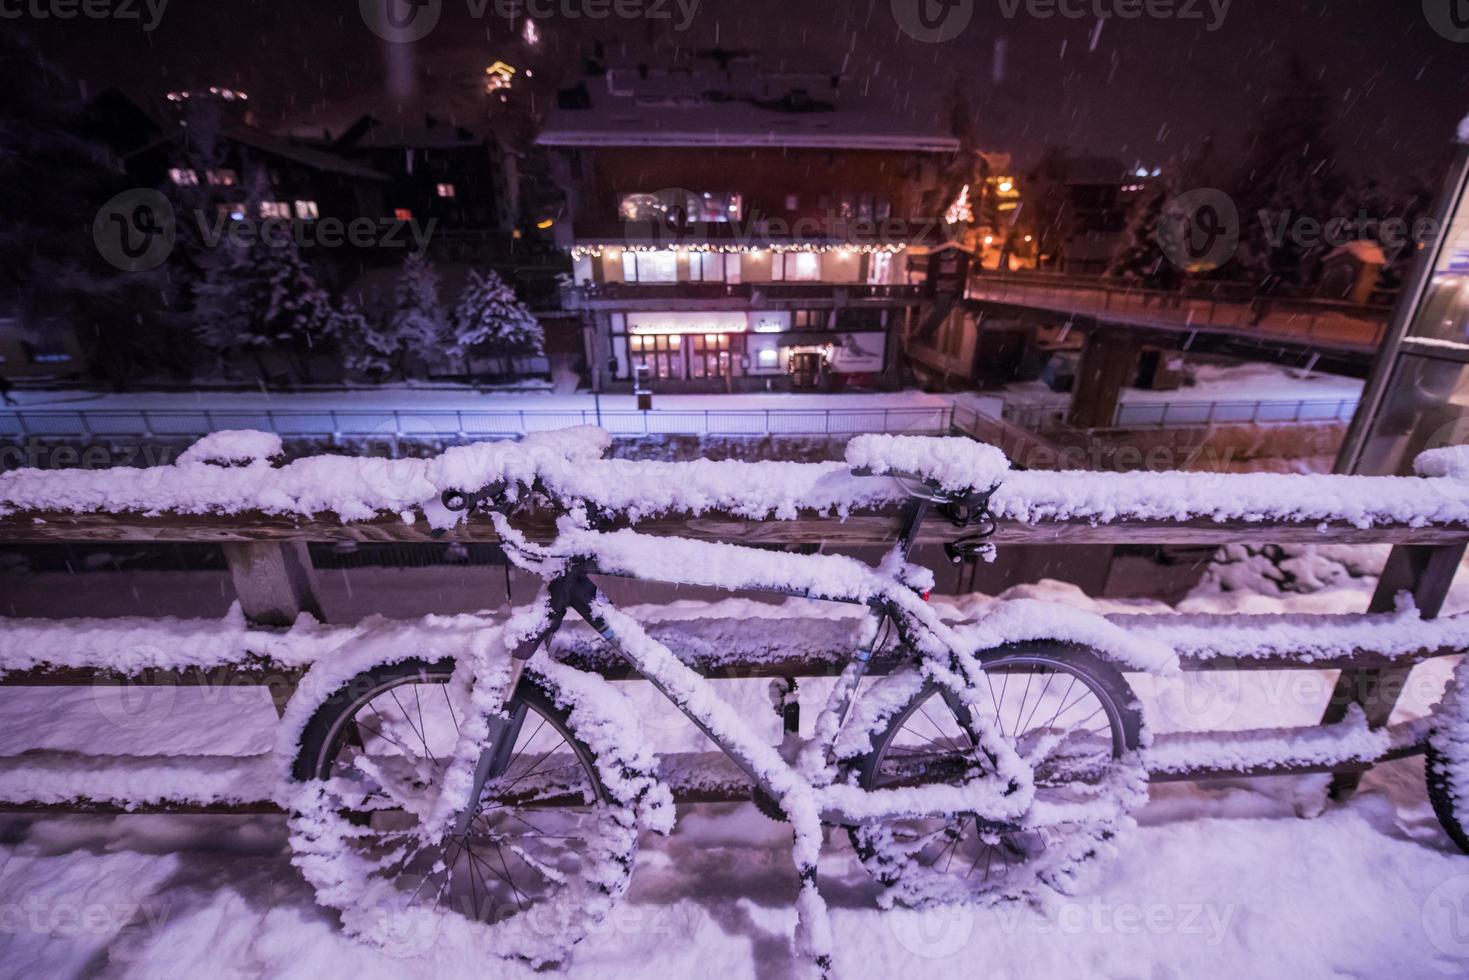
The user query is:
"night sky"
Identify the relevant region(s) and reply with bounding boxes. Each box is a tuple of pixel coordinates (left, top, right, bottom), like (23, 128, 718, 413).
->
(21, 0, 1469, 178)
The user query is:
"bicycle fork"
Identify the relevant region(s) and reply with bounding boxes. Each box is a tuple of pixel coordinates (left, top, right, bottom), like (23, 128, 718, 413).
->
(452, 570, 587, 836)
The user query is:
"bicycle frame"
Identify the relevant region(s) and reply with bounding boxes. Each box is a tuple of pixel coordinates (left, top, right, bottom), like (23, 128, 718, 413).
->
(460, 494, 1035, 830)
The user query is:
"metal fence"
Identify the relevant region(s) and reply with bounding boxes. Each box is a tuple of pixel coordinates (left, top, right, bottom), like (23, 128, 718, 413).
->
(0, 405, 956, 442)
(1004, 397, 1359, 431)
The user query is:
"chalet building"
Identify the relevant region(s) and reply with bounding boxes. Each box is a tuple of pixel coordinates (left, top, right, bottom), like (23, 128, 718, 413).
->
(312, 114, 519, 236)
(1028, 154, 1153, 275)
(538, 61, 962, 393)
(85, 88, 393, 231)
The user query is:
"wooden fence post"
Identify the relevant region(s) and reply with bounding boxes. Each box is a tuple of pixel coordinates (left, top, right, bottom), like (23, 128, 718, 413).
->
(1322, 542, 1466, 798)
(221, 541, 324, 717)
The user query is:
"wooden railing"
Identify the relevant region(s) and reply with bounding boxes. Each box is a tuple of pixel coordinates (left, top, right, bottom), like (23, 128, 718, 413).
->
(0, 466, 1466, 812)
(968, 272, 1392, 350)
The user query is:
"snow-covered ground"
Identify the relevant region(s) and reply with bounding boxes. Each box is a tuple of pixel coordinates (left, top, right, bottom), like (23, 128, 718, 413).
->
(1004, 361, 1364, 409)
(2, 556, 1468, 977)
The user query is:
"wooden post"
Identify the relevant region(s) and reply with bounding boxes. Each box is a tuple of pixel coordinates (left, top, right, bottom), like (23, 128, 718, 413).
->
(1322, 542, 1466, 798)
(222, 541, 324, 717)
(1068, 331, 1141, 429)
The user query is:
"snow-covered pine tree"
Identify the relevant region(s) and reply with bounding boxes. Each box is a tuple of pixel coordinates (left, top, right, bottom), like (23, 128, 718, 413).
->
(338, 253, 448, 381)
(338, 299, 392, 378)
(1108, 184, 1171, 282)
(392, 252, 450, 373)
(450, 269, 544, 375)
(1231, 57, 1342, 293)
(194, 173, 343, 382)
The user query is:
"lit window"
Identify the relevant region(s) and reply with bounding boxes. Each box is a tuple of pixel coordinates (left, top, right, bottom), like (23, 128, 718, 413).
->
(785, 194, 799, 211)
(259, 201, 291, 219)
(758, 348, 779, 366)
(294, 200, 319, 219)
(168, 168, 199, 186)
(436, 183, 456, 198)
(689, 252, 725, 282)
(206, 169, 238, 187)
(618, 190, 742, 224)
(867, 251, 892, 284)
(621, 251, 677, 283)
(777, 252, 821, 281)
(394, 208, 413, 221)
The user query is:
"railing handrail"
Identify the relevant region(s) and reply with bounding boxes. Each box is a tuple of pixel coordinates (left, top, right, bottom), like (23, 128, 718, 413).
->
(970, 272, 1393, 318)
(0, 403, 956, 442)
(1003, 394, 1359, 430)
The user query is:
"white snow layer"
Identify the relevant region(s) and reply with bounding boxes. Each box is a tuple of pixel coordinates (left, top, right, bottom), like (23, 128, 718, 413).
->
(3, 427, 1469, 530)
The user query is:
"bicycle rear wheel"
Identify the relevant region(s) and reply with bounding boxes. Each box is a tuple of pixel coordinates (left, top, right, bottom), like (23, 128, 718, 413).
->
(846, 644, 1145, 907)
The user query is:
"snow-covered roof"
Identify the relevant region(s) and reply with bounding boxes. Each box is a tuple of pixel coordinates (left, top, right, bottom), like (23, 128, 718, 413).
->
(222, 125, 389, 181)
(538, 68, 959, 153)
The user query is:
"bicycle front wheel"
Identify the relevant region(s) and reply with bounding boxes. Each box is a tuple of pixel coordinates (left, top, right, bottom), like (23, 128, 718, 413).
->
(846, 643, 1145, 907)
(287, 659, 638, 964)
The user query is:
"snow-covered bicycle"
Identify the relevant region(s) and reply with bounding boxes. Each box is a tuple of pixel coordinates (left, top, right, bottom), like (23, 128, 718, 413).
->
(280, 432, 1161, 972)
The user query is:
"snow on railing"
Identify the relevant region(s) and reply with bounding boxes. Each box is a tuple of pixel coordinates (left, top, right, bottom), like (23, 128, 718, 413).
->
(3, 427, 1469, 534)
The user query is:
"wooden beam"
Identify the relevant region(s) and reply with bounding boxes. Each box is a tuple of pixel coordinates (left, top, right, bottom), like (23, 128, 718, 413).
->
(0, 643, 1458, 690)
(4, 509, 1467, 547)
(0, 739, 1429, 817)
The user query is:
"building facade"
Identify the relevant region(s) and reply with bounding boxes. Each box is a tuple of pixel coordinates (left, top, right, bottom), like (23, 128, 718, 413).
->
(538, 62, 962, 392)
